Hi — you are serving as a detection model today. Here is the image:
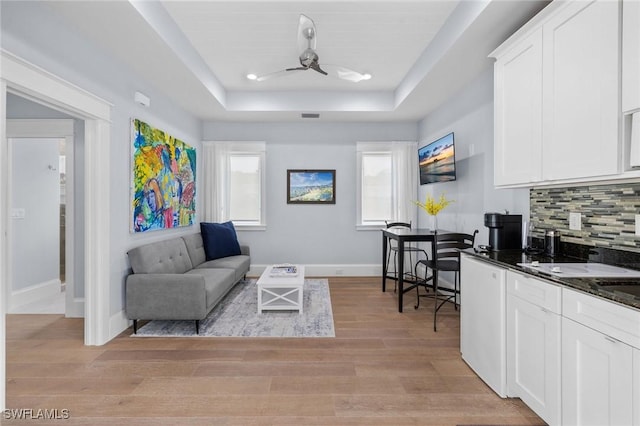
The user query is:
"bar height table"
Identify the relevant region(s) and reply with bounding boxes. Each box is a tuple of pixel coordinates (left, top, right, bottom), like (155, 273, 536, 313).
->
(382, 227, 443, 313)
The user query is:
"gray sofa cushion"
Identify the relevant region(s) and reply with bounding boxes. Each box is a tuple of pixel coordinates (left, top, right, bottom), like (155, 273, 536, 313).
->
(183, 232, 251, 270)
(196, 255, 251, 281)
(182, 233, 207, 267)
(128, 238, 193, 274)
(185, 268, 236, 307)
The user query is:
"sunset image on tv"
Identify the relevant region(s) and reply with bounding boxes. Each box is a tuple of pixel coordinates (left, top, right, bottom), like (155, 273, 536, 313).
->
(419, 132, 456, 185)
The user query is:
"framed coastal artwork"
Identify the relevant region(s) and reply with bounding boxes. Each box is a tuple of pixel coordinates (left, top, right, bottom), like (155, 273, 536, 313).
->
(286, 169, 336, 204)
(131, 118, 196, 233)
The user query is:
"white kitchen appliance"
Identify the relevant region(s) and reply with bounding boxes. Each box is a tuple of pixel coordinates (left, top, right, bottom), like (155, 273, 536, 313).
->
(460, 254, 507, 397)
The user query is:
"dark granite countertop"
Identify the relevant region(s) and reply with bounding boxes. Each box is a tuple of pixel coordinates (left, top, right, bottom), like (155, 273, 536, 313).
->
(462, 245, 640, 311)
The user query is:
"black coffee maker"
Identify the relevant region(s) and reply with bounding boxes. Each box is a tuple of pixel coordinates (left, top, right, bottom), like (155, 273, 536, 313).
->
(484, 212, 523, 251)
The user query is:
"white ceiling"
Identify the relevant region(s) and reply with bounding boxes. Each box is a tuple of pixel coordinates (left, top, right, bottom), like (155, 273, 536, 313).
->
(46, 0, 549, 122)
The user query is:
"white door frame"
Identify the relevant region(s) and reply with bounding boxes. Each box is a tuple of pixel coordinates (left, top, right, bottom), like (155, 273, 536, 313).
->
(6, 119, 82, 317)
(1, 50, 113, 409)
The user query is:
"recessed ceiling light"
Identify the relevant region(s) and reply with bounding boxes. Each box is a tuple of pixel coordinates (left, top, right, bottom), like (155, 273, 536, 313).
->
(362, 73, 372, 81)
(246, 73, 258, 81)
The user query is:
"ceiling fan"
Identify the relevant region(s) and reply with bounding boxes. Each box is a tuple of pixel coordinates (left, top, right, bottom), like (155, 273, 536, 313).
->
(247, 14, 371, 83)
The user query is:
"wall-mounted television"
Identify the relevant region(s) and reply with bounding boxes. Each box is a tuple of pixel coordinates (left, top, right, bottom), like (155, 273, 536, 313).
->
(418, 132, 456, 185)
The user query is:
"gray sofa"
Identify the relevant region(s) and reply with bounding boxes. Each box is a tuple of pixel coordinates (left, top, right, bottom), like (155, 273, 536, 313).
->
(125, 232, 250, 334)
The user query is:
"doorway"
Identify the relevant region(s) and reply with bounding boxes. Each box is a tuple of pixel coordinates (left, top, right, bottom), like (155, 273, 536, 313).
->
(2, 52, 113, 412)
(6, 114, 79, 316)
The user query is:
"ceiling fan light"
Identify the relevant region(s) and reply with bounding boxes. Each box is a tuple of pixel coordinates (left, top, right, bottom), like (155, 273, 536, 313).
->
(246, 73, 258, 81)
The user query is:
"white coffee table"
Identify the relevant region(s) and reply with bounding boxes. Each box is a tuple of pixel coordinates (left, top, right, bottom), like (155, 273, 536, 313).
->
(256, 265, 305, 314)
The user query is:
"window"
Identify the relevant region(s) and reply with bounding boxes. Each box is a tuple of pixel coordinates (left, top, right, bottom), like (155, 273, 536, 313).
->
(356, 141, 417, 229)
(229, 154, 262, 224)
(361, 153, 392, 223)
(203, 141, 266, 229)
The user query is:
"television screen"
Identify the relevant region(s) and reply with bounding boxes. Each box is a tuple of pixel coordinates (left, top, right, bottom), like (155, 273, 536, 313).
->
(418, 132, 456, 185)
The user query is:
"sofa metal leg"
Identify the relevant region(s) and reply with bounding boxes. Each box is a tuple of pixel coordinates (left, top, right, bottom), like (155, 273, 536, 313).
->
(133, 319, 138, 334)
(195, 320, 200, 335)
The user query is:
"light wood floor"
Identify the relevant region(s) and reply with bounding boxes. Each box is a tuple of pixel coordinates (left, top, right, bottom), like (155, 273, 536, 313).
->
(6, 277, 545, 425)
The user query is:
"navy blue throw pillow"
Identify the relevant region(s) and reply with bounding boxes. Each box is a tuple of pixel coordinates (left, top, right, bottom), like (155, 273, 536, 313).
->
(200, 221, 241, 260)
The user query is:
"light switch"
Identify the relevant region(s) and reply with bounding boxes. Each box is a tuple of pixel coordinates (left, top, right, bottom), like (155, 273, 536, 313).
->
(11, 208, 25, 219)
(569, 212, 581, 231)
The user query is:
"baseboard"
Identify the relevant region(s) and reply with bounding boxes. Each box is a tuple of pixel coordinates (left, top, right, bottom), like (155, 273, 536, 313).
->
(65, 297, 85, 318)
(9, 279, 62, 312)
(109, 310, 131, 340)
(248, 264, 381, 278)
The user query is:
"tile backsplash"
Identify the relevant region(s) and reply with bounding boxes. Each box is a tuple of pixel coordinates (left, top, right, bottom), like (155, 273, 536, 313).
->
(530, 183, 640, 253)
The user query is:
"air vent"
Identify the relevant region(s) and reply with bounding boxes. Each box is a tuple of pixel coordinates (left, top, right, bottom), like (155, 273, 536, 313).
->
(301, 113, 320, 119)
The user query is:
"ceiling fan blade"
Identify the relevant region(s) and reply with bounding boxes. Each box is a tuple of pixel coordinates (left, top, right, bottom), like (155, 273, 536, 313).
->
(297, 14, 317, 53)
(285, 66, 308, 72)
(322, 64, 371, 83)
(309, 62, 328, 76)
(252, 69, 289, 82)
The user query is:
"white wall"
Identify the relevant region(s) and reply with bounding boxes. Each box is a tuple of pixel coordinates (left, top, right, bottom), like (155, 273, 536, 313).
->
(417, 68, 529, 247)
(2, 1, 202, 315)
(9, 138, 60, 292)
(203, 122, 417, 271)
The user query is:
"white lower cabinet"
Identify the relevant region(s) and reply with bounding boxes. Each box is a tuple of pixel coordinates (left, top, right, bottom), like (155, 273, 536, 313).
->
(635, 348, 640, 426)
(562, 317, 634, 426)
(561, 288, 640, 426)
(506, 271, 561, 426)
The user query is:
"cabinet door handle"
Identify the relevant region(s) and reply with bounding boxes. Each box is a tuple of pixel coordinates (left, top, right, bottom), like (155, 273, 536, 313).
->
(604, 336, 619, 344)
(540, 307, 549, 314)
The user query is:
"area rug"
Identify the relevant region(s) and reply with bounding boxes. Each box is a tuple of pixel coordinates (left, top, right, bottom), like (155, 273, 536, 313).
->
(133, 278, 335, 338)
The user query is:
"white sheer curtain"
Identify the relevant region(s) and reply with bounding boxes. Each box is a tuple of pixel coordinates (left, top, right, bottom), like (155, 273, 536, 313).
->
(202, 141, 266, 225)
(391, 141, 418, 226)
(356, 141, 418, 228)
(202, 142, 230, 222)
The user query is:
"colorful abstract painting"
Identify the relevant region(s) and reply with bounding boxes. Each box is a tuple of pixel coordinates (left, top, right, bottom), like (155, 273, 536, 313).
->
(131, 119, 196, 232)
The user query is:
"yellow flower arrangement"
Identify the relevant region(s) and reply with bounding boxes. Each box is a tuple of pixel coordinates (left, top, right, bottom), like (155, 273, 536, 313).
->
(414, 193, 454, 216)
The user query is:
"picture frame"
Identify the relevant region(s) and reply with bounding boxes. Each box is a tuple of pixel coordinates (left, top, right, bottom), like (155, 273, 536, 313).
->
(287, 169, 336, 204)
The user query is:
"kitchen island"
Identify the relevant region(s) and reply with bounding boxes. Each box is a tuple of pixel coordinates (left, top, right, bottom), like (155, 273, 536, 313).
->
(460, 243, 640, 426)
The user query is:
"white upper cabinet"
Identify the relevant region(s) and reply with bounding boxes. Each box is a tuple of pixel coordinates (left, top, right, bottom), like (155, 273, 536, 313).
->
(492, 0, 622, 187)
(494, 28, 543, 186)
(542, 0, 620, 181)
(623, 0, 640, 170)
(623, 0, 640, 113)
